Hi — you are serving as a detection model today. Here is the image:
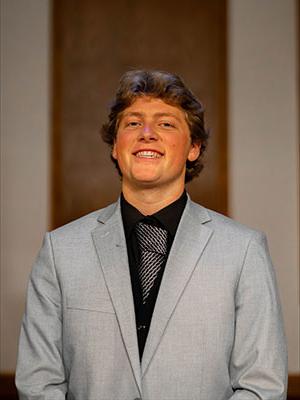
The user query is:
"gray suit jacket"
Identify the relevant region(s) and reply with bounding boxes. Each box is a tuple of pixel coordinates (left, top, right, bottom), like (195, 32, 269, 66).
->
(16, 198, 287, 400)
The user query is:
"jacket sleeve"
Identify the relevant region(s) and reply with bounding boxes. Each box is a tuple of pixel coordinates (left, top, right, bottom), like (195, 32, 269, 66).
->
(228, 232, 288, 400)
(16, 232, 67, 399)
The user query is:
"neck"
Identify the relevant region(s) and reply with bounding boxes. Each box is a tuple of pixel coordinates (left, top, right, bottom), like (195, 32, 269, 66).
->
(122, 184, 185, 215)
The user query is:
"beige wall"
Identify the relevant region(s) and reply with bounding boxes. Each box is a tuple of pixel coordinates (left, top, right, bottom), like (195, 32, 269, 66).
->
(228, 0, 299, 372)
(1, 0, 299, 373)
(0, 0, 50, 371)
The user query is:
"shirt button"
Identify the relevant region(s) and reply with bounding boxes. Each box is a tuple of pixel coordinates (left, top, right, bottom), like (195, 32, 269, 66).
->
(137, 325, 147, 330)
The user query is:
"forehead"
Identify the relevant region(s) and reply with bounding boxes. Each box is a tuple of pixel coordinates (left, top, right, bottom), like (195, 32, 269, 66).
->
(121, 96, 186, 119)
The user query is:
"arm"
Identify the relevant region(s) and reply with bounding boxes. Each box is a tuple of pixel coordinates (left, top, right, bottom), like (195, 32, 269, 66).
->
(16, 233, 67, 399)
(229, 232, 288, 400)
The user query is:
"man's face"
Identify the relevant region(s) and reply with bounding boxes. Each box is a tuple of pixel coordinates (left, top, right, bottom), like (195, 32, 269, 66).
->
(112, 96, 200, 193)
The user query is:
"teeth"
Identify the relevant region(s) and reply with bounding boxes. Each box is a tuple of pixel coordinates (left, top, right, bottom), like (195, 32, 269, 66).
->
(135, 151, 161, 158)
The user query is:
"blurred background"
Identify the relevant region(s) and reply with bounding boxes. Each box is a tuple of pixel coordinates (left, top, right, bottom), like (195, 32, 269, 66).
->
(1, 0, 299, 398)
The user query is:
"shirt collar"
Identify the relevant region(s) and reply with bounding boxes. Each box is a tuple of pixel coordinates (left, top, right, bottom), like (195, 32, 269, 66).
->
(121, 191, 187, 238)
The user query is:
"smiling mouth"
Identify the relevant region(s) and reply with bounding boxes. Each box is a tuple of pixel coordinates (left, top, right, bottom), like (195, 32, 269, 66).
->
(134, 150, 163, 159)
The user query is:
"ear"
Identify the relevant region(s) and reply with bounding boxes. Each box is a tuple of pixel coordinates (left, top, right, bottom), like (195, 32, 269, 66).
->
(112, 141, 117, 160)
(187, 142, 201, 162)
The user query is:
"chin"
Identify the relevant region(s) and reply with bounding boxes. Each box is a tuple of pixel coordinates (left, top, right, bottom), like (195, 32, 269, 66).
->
(131, 171, 160, 182)
(134, 178, 160, 186)
(131, 176, 162, 188)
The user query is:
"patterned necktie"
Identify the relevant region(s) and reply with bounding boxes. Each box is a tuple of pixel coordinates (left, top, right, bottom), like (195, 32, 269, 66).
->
(135, 221, 168, 304)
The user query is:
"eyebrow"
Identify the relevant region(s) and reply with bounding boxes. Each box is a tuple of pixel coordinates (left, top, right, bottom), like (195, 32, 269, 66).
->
(121, 111, 181, 120)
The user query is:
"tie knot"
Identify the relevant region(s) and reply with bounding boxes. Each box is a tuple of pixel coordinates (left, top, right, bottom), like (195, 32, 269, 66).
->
(135, 221, 168, 255)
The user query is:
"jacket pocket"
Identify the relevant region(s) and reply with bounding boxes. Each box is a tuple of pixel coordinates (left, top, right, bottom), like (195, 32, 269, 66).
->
(66, 292, 115, 314)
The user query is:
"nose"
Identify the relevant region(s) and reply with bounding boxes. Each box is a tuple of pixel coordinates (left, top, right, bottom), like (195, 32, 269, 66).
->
(139, 123, 158, 141)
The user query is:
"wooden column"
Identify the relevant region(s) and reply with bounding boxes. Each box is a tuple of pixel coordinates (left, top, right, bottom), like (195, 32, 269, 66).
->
(52, 0, 227, 228)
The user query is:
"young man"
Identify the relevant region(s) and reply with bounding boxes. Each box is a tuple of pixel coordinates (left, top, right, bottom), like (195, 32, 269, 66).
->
(16, 70, 287, 400)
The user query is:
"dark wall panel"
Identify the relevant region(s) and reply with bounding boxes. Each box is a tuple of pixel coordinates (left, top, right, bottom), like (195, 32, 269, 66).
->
(52, 0, 227, 228)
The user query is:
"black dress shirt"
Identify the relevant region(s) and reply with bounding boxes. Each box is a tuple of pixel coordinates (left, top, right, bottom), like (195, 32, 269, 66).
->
(121, 191, 187, 358)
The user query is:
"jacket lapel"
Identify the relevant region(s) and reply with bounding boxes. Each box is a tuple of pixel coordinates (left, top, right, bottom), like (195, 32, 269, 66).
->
(91, 201, 142, 394)
(141, 199, 213, 376)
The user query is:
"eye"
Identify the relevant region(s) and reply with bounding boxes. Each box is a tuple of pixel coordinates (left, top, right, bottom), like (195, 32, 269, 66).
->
(159, 121, 176, 128)
(126, 120, 142, 128)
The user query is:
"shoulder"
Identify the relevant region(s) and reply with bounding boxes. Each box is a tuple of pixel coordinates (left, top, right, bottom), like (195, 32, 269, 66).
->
(187, 199, 265, 243)
(49, 201, 119, 242)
